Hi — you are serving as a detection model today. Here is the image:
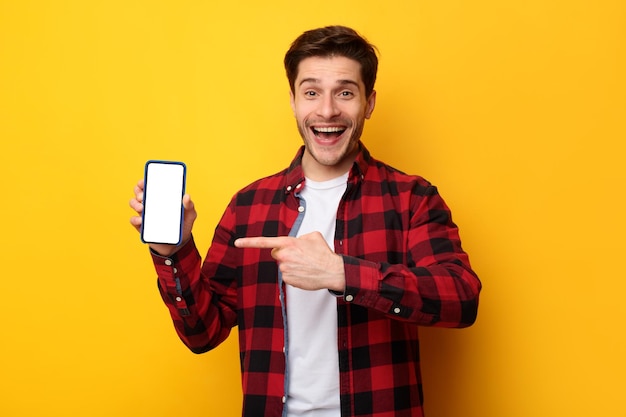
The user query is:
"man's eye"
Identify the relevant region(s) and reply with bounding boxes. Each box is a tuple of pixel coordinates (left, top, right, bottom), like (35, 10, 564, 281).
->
(340, 91, 354, 97)
(305, 91, 317, 97)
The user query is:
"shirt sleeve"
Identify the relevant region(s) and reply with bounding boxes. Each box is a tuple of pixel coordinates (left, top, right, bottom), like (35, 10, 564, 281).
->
(341, 184, 481, 328)
(152, 205, 239, 354)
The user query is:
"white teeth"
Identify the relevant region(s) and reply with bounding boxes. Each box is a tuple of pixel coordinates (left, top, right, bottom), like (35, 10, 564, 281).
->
(314, 126, 344, 133)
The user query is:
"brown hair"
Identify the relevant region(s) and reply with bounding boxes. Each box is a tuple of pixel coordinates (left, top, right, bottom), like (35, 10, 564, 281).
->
(284, 25, 378, 97)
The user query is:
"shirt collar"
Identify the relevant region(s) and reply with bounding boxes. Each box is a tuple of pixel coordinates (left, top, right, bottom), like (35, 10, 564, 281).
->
(283, 141, 371, 194)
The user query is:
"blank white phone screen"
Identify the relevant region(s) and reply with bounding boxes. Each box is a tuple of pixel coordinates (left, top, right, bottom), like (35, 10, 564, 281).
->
(141, 161, 185, 245)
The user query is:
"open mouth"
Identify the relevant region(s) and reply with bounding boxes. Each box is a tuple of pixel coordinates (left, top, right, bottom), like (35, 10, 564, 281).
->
(311, 126, 347, 140)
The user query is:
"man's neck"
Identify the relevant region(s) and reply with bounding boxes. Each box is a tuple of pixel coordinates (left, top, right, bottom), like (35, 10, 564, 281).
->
(301, 149, 357, 182)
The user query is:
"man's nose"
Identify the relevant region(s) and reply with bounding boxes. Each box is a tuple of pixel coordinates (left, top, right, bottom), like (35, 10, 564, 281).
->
(317, 95, 341, 119)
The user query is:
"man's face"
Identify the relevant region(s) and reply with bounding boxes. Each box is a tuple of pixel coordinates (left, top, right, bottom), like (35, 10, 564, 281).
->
(290, 55, 376, 180)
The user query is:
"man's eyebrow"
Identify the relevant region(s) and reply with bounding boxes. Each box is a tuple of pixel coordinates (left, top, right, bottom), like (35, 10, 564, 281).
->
(337, 79, 360, 88)
(298, 77, 320, 86)
(298, 78, 360, 88)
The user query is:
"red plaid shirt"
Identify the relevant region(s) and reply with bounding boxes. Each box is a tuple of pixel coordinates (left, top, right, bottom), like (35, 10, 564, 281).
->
(152, 143, 481, 417)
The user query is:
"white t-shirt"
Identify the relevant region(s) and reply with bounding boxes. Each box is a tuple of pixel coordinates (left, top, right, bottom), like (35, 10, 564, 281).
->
(286, 173, 348, 417)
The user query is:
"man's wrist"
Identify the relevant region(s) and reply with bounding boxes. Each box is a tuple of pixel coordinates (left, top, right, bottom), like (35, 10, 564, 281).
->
(149, 235, 193, 257)
(328, 253, 346, 292)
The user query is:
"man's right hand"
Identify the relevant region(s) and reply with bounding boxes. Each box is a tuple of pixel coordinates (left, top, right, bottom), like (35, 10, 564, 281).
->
(129, 178, 198, 257)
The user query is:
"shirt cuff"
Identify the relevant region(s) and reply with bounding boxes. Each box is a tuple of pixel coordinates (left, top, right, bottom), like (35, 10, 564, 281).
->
(150, 236, 198, 283)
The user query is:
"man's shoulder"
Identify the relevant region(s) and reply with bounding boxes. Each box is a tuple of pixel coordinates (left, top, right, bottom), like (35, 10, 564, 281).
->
(228, 166, 292, 206)
(234, 146, 305, 197)
(239, 167, 290, 192)
(366, 155, 434, 190)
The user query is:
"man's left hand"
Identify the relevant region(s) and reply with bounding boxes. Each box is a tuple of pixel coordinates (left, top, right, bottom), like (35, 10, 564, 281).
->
(235, 232, 346, 292)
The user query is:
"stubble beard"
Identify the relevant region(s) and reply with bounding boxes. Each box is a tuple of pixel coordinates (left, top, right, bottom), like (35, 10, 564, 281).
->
(297, 118, 365, 168)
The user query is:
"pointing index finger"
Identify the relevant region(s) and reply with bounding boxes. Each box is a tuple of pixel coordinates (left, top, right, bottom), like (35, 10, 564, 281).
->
(234, 236, 292, 249)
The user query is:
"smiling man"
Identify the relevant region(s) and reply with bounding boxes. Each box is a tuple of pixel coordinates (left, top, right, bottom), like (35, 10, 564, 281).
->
(130, 25, 481, 417)
(290, 54, 375, 181)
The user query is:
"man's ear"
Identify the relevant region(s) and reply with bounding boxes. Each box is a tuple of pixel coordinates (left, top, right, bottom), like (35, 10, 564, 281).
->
(365, 90, 376, 119)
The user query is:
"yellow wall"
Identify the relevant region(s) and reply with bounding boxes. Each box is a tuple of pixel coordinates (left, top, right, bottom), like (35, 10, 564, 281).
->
(1, 1, 624, 416)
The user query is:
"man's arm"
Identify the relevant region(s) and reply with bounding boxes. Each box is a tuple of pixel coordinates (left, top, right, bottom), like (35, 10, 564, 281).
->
(130, 180, 238, 353)
(234, 187, 481, 328)
(340, 186, 481, 328)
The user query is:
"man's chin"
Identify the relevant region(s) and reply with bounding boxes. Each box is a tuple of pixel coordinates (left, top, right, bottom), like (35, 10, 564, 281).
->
(311, 143, 358, 166)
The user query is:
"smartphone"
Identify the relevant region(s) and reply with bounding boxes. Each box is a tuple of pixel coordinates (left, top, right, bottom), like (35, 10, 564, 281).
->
(140, 160, 186, 245)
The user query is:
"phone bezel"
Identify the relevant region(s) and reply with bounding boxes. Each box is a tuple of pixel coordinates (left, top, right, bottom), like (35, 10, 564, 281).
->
(140, 160, 187, 245)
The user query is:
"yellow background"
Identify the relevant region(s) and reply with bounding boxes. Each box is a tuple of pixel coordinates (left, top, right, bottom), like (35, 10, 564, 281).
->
(1, 1, 624, 416)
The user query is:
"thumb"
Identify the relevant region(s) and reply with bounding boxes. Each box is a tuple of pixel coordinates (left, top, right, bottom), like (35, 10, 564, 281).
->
(183, 194, 195, 212)
(182, 194, 197, 225)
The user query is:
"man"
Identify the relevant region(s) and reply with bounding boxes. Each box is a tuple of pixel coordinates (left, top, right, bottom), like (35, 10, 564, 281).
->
(130, 25, 481, 417)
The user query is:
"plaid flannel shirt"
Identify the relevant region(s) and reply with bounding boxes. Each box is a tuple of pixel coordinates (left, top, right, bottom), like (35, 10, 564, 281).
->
(152, 143, 481, 417)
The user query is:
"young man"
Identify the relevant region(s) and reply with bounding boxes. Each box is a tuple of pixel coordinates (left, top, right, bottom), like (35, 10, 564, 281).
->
(130, 25, 481, 417)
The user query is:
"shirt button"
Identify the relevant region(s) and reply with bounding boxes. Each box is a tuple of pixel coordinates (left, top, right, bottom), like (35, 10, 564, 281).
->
(173, 267, 178, 273)
(286, 185, 292, 192)
(175, 296, 182, 302)
(282, 396, 286, 403)
(393, 307, 401, 314)
(298, 206, 304, 213)
(345, 295, 354, 302)
(164, 259, 172, 266)
(296, 183, 302, 189)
